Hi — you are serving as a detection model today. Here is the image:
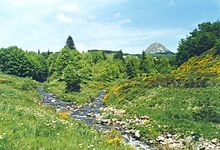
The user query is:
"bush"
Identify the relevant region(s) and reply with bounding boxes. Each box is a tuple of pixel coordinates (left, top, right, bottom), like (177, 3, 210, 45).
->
(142, 74, 176, 88)
(0, 47, 49, 82)
(104, 129, 123, 145)
(179, 77, 208, 88)
(26, 52, 48, 82)
(63, 65, 81, 92)
(0, 46, 33, 77)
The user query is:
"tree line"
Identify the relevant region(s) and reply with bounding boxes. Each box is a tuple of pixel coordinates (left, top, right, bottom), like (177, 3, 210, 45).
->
(1, 21, 219, 91)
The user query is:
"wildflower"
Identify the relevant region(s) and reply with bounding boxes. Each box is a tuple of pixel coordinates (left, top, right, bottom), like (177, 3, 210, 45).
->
(58, 112, 69, 120)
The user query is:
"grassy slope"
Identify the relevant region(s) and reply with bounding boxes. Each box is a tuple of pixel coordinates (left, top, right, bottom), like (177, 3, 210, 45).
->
(173, 49, 220, 80)
(105, 51, 220, 139)
(0, 73, 131, 150)
(105, 84, 220, 139)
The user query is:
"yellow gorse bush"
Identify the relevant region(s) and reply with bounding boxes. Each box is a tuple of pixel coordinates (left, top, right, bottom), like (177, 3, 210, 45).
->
(104, 129, 123, 145)
(173, 49, 220, 81)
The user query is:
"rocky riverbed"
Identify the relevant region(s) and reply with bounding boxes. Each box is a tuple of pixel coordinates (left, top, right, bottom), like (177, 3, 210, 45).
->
(99, 106, 220, 150)
(38, 87, 220, 150)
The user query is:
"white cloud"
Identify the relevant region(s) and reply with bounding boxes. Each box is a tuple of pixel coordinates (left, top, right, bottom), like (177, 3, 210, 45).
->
(56, 13, 72, 24)
(0, 0, 186, 53)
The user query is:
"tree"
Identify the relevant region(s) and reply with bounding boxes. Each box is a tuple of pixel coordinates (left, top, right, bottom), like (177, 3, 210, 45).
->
(113, 50, 124, 62)
(66, 35, 76, 50)
(214, 39, 220, 55)
(139, 51, 147, 73)
(41, 49, 52, 59)
(92, 59, 126, 81)
(47, 53, 59, 76)
(26, 52, 49, 82)
(0, 46, 33, 77)
(155, 56, 171, 74)
(125, 56, 140, 78)
(63, 65, 81, 92)
(176, 21, 220, 65)
(89, 51, 106, 64)
(55, 46, 80, 76)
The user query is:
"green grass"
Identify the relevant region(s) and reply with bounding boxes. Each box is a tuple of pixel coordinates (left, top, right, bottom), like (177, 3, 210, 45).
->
(106, 82, 220, 139)
(44, 79, 118, 105)
(44, 80, 103, 105)
(0, 72, 132, 150)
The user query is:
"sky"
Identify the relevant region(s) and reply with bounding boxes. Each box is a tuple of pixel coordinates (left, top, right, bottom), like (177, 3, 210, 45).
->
(0, 0, 220, 53)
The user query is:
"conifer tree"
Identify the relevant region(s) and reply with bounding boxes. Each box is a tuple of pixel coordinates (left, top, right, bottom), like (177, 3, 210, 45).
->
(66, 35, 76, 50)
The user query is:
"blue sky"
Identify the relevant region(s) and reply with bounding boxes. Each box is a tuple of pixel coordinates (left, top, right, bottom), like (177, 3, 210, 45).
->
(0, 0, 219, 53)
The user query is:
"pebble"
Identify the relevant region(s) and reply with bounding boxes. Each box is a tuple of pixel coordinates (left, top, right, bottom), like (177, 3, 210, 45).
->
(134, 130, 141, 139)
(156, 136, 165, 143)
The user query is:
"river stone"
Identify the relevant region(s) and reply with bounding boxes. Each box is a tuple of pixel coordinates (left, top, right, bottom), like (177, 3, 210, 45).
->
(167, 133, 172, 138)
(51, 99, 56, 103)
(135, 130, 141, 138)
(185, 136, 193, 144)
(211, 138, 218, 144)
(156, 136, 165, 143)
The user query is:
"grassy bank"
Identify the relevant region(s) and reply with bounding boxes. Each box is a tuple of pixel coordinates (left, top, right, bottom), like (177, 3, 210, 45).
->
(0, 73, 131, 150)
(44, 79, 117, 105)
(104, 81, 220, 140)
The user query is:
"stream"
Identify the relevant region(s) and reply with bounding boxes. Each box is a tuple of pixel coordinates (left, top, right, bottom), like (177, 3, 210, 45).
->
(38, 87, 157, 150)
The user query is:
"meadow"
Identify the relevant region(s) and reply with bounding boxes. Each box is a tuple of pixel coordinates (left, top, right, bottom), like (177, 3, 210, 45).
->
(0, 72, 132, 150)
(104, 83, 220, 139)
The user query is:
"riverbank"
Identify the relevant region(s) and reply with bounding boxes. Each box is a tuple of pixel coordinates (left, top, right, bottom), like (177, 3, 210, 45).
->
(39, 86, 157, 150)
(45, 79, 220, 149)
(0, 73, 131, 150)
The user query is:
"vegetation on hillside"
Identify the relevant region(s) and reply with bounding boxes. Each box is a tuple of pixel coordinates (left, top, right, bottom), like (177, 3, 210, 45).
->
(0, 21, 220, 149)
(176, 21, 220, 65)
(103, 80, 220, 139)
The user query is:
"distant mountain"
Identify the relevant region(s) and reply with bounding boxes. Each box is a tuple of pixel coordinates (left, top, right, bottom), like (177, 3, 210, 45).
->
(145, 42, 173, 54)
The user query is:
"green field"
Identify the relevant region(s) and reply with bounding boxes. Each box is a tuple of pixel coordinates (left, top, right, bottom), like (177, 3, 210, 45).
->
(0, 73, 131, 150)
(104, 82, 220, 139)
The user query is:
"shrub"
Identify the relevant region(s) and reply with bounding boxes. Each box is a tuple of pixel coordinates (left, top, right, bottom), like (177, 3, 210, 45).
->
(0, 46, 33, 77)
(63, 65, 81, 92)
(142, 74, 176, 88)
(179, 77, 208, 88)
(104, 129, 123, 145)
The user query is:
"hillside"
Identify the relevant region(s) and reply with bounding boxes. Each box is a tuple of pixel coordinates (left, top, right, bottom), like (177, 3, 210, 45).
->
(101, 50, 220, 149)
(0, 72, 130, 150)
(173, 48, 220, 81)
